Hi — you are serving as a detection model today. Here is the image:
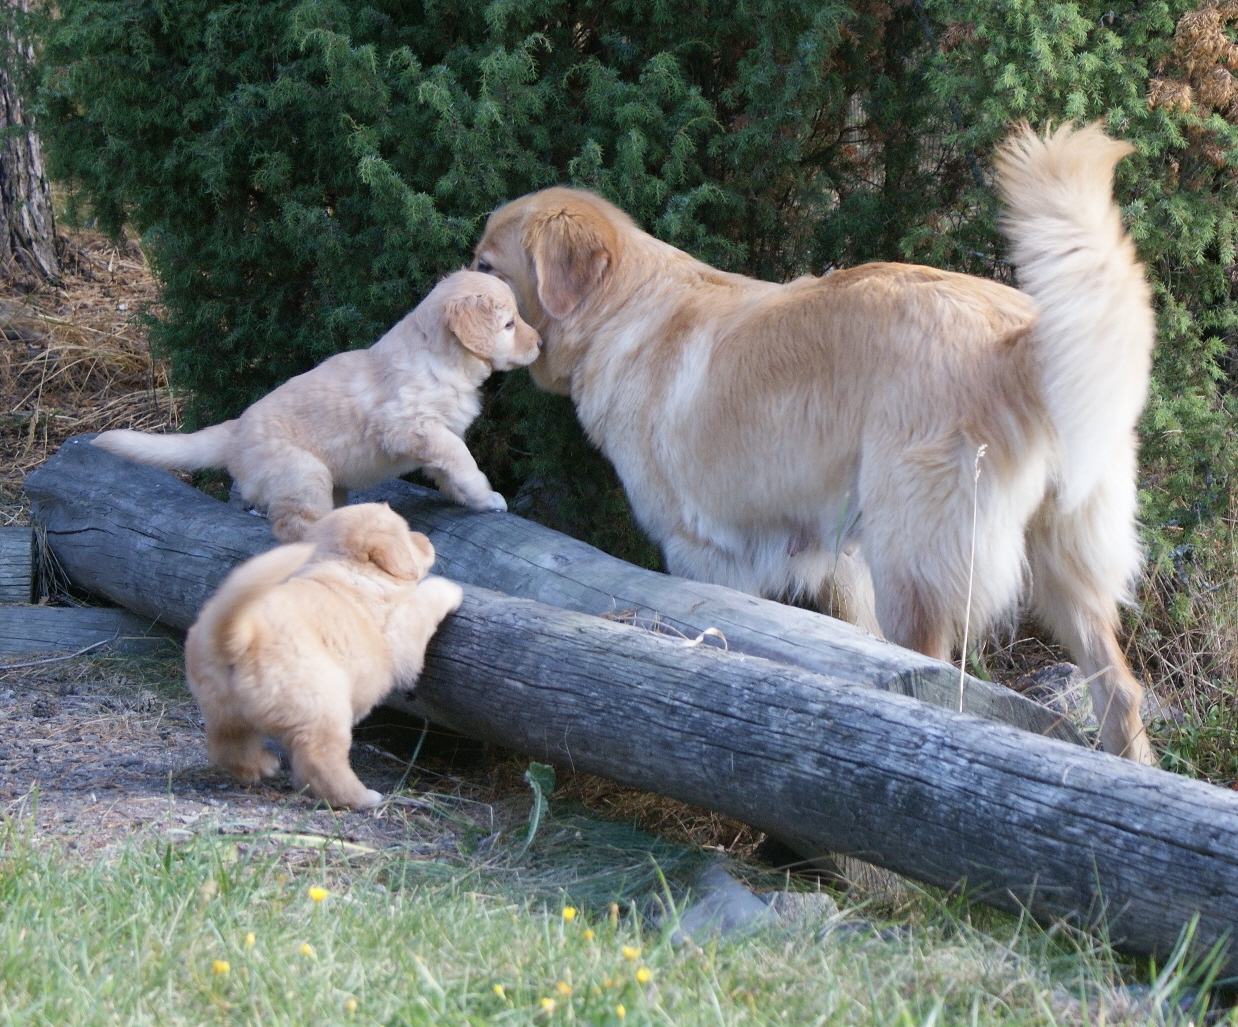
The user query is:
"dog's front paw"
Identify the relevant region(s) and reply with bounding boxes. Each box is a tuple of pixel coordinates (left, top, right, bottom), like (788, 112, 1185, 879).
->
(469, 490, 507, 513)
(421, 575, 465, 616)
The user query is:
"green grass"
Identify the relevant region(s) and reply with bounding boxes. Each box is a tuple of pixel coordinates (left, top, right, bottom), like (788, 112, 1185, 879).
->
(0, 812, 1228, 1027)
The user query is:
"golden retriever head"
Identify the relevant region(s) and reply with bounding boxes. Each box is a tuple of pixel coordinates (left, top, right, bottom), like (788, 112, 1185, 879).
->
(302, 503, 437, 582)
(472, 188, 625, 395)
(435, 269, 541, 372)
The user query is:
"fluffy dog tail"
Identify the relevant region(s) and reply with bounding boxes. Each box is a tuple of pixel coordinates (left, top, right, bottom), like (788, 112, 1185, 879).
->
(994, 122, 1155, 511)
(92, 420, 237, 471)
(193, 544, 314, 660)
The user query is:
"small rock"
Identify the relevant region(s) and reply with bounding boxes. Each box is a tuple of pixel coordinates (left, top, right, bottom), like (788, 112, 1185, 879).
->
(761, 889, 840, 928)
(670, 864, 775, 944)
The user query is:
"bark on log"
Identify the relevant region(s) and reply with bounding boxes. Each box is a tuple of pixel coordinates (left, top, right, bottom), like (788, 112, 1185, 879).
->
(21, 435, 1238, 974)
(25, 435, 1082, 743)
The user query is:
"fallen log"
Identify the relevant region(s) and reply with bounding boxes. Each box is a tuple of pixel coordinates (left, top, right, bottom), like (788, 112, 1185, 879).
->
(25, 435, 1081, 742)
(0, 605, 179, 657)
(22, 435, 1238, 974)
(425, 585, 1238, 977)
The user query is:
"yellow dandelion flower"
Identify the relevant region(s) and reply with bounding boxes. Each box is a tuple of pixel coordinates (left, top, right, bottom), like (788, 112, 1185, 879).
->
(561, 905, 577, 921)
(492, 984, 506, 1000)
(211, 959, 230, 976)
(555, 981, 572, 997)
(635, 966, 652, 984)
(342, 997, 358, 1014)
(243, 932, 256, 948)
(582, 928, 595, 941)
(621, 945, 640, 961)
(539, 996, 556, 1013)
(616, 1003, 626, 1019)
(300, 942, 315, 958)
(308, 886, 329, 903)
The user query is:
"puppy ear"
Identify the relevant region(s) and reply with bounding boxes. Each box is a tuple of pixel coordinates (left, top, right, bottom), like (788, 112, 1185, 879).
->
(405, 532, 437, 581)
(366, 527, 435, 581)
(446, 294, 500, 359)
(526, 207, 613, 319)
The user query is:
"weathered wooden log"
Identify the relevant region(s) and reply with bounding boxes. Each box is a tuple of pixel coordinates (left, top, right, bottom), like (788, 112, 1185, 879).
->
(21, 435, 1238, 974)
(24, 435, 1081, 742)
(0, 526, 34, 604)
(0, 604, 179, 656)
(430, 586, 1238, 975)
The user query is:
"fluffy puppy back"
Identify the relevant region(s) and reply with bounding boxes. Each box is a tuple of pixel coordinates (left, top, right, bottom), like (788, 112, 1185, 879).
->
(188, 543, 314, 662)
(92, 420, 237, 472)
(994, 122, 1154, 510)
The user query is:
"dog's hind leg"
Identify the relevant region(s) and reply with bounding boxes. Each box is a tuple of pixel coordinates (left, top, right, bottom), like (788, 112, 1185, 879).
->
(285, 712, 382, 809)
(258, 453, 335, 542)
(818, 545, 882, 638)
(1025, 485, 1153, 764)
(205, 716, 280, 784)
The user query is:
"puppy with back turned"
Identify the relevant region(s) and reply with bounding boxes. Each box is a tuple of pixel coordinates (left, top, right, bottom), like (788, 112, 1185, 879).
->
(184, 502, 462, 809)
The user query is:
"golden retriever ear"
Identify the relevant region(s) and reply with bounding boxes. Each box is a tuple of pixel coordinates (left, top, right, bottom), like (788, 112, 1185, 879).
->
(365, 526, 435, 581)
(526, 207, 613, 319)
(445, 294, 500, 359)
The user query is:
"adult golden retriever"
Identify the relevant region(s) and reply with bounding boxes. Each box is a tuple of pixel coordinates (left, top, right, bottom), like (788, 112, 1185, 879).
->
(184, 503, 463, 809)
(94, 270, 541, 541)
(473, 122, 1156, 763)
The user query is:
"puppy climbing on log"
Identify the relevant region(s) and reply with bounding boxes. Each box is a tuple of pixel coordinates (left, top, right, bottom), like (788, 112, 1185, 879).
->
(93, 270, 540, 541)
(184, 503, 463, 809)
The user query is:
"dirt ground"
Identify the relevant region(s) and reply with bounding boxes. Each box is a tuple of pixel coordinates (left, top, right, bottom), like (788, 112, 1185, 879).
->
(0, 644, 518, 859)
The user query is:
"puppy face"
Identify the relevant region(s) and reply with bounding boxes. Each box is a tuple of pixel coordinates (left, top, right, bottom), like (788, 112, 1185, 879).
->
(442, 270, 541, 372)
(473, 189, 620, 394)
(301, 503, 436, 581)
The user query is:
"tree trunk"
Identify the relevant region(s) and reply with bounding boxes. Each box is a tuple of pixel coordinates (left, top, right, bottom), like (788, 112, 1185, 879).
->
(1, 0, 58, 285)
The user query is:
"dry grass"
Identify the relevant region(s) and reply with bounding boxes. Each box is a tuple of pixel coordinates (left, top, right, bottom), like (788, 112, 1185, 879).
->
(0, 230, 178, 525)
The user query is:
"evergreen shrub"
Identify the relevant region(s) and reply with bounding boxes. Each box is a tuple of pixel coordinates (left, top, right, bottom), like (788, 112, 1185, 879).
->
(30, 0, 1238, 578)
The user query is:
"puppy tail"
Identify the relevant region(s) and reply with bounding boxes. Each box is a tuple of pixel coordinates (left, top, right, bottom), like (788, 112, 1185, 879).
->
(194, 543, 315, 660)
(995, 121, 1155, 511)
(92, 420, 237, 472)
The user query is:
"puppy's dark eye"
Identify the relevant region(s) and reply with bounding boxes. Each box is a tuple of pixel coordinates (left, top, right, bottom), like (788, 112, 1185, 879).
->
(505, 319, 516, 330)
(476, 259, 493, 274)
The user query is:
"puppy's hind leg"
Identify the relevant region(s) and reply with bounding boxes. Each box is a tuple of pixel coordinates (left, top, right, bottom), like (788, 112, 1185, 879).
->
(285, 710, 382, 810)
(204, 715, 280, 784)
(259, 453, 336, 542)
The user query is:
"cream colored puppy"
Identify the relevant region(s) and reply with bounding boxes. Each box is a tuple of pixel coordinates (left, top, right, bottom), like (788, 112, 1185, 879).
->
(94, 270, 540, 541)
(473, 122, 1156, 763)
(184, 503, 463, 809)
